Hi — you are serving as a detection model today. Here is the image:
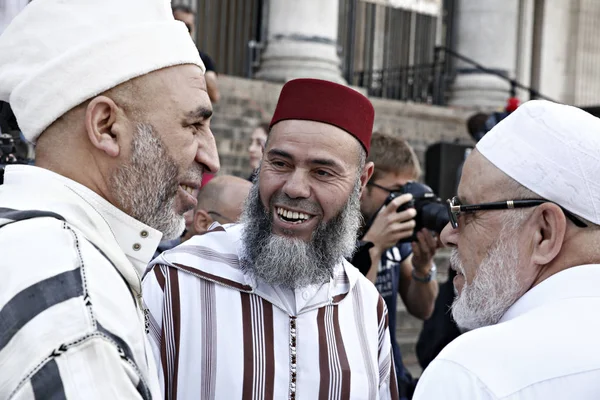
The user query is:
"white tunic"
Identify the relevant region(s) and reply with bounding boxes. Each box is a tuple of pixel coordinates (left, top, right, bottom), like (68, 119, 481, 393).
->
(414, 264, 600, 400)
(143, 223, 399, 400)
(0, 165, 162, 399)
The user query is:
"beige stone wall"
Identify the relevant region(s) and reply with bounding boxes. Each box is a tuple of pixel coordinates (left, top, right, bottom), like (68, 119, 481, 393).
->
(211, 75, 473, 179)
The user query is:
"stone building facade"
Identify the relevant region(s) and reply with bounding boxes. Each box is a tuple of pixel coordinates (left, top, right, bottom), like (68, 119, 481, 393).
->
(210, 75, 471, 178)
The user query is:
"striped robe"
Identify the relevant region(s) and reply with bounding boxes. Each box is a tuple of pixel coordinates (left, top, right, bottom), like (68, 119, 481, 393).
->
(143, 223, 399, 400)
(0, 165, 161, 399)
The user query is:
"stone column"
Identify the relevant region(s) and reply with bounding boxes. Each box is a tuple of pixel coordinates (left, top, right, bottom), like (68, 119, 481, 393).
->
(449, 0, 520, 108)
(255, 0, 346, 84)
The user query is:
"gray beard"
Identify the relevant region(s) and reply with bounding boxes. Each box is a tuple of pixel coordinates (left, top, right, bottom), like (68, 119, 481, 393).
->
(450, 216, 522, 331)
(110, 123, 188, 240)
(239, 173, 363, 290)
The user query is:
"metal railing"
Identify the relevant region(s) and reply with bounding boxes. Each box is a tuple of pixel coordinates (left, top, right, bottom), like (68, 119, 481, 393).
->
(352, 46, 556, 105)
(351, 63, 441, 103)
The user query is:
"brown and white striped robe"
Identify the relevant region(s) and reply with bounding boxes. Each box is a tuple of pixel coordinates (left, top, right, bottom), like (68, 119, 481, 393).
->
(143, 223, 399, 400)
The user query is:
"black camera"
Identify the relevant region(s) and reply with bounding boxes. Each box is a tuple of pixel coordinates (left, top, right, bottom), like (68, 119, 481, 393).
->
(383, 181, 450, 243)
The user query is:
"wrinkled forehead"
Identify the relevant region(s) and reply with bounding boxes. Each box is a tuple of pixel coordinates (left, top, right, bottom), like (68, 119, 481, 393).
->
(267, 120, 361, 169)
(458, 149, 512, 203)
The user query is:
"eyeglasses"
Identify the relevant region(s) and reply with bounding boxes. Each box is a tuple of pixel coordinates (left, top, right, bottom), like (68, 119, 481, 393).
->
(207, 211, 235, 224)
(367, 182, 403, 194)
(446, 196, 588, 229)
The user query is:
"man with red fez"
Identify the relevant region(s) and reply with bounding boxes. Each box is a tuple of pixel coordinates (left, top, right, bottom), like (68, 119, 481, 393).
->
(143, 79, 399, 399)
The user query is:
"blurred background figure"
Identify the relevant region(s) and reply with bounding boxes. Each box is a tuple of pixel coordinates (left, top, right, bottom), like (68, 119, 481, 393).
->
(247, 121, 269, 179)
(154, 175, 251, 257)
(181, 175, 252, 241)
(351, 132, 440, 399)
(172, 4, 220, 103)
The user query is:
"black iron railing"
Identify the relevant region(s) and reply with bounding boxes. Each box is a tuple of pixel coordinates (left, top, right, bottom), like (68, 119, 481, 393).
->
(352, 46, 556, 106)
(351, 63, 442, 104)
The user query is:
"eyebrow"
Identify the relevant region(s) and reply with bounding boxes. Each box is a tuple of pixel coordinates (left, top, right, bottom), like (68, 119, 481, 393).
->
(267, 148, 344, 170)
(186, 106, 213, 121)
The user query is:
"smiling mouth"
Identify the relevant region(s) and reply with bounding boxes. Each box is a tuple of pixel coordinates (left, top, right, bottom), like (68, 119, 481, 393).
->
(180, 184, 195, 195)
(276, 207, 314, 224)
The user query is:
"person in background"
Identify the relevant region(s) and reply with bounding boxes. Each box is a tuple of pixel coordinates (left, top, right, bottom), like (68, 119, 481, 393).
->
(143, 78, 399, 399)
(351, 132, 439, 399)
(414, 100, 600, 399)
(181, 175, 252, 241)
(172, 4, 220, 103)
(0, 0, 219, 397)
(414, 111, 491, 370)
(248, 121, 269, 180)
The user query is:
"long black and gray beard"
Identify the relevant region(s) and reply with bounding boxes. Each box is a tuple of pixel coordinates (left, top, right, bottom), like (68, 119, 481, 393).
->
(239, 176, 362, 290)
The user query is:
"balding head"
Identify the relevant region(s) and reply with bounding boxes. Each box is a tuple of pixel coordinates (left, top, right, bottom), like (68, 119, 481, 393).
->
(182, 175, 252, 241)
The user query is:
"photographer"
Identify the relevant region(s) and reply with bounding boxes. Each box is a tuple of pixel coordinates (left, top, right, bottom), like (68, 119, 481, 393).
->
(353, 132, 440, 399)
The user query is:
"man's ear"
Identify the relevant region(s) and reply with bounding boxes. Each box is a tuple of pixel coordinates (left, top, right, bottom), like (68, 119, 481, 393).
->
(85, 95, 125, 158)
(359, 161, 375, 193)
(194, 209, 214, 234)
(530, 203, 567, 266)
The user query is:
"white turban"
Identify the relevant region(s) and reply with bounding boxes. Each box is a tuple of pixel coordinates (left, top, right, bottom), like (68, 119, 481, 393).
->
(477, 100, 600, 225)
(0, 0, 205, 143)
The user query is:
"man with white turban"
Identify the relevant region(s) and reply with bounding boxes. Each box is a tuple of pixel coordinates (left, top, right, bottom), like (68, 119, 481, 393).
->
(414, 100, 600, 399)
(0, 0, 219, 398)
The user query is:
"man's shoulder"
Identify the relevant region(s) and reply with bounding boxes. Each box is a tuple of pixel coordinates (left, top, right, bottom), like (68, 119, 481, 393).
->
(171, 222, 243, 257)
(348, 260, 388, 309)
(0, 214, 73, 257)
(148, 223, 249, 290)
(432, 303, 600, 398)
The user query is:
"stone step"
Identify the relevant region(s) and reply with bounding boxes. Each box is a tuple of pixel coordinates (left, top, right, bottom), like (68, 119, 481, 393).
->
(391, 248, 452, 379)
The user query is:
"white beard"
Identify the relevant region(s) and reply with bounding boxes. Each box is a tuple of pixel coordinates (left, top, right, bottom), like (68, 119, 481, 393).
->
(450, 217, 523, 331)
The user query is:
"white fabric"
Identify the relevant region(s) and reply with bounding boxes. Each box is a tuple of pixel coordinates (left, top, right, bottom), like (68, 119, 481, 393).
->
(0, 165, 162, 398)
(0, 0, 28, 35)
(0, 0, 204, 143)
(476, 100, 600, 225)
(143, 223, 399, 399)
(414, 264, 600, 399)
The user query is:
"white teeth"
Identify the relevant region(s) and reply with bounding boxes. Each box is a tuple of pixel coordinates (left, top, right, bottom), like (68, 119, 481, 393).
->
(276, 207, 311, 222)
(181, 185, 194, 195)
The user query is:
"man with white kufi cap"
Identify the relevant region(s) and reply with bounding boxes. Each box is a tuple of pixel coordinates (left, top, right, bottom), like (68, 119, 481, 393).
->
(0, 0, 219, 398)
(414, 100, 600, 399)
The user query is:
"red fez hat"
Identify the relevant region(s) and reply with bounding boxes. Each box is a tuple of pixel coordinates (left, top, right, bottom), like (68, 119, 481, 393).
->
(270, 78, 375, 154)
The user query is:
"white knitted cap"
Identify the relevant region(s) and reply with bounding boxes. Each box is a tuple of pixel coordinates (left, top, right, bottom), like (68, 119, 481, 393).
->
(476, 100, 600, 225)
(0, 0, 205, 143)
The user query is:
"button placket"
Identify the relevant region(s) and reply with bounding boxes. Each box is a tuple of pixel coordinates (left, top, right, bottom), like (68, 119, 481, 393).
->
(289, 316, 298, 399)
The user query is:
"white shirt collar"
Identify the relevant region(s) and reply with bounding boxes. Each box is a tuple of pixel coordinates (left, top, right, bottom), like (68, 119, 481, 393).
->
(4, 165, 162, 276)
(500, 264, 600, 323)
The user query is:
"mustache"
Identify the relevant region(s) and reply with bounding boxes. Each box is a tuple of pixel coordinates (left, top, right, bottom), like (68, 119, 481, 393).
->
(269, 192, 322, 215)
(450, 249, 465, 275)
(179, 165, 204, 186)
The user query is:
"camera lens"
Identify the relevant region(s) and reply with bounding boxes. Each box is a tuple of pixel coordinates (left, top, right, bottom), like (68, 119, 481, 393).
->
(420, 202, 450, 233)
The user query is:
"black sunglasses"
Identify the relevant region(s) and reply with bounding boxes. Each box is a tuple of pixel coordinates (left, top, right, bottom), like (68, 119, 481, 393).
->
(446, 196, 588, 229)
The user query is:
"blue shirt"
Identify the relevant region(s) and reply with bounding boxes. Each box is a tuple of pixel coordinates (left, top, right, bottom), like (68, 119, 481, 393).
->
(374, 242, 414, 395)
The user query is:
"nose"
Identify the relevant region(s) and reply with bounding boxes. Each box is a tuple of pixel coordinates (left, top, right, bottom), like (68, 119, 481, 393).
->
(440, 222, 456, 248)
(282, 169, 311, 199)
(196, 129, 220, 174)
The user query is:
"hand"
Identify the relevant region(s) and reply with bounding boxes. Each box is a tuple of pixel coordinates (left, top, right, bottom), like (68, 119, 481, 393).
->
(363, 193, 417, 251)
(411, 228, 442, 273)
